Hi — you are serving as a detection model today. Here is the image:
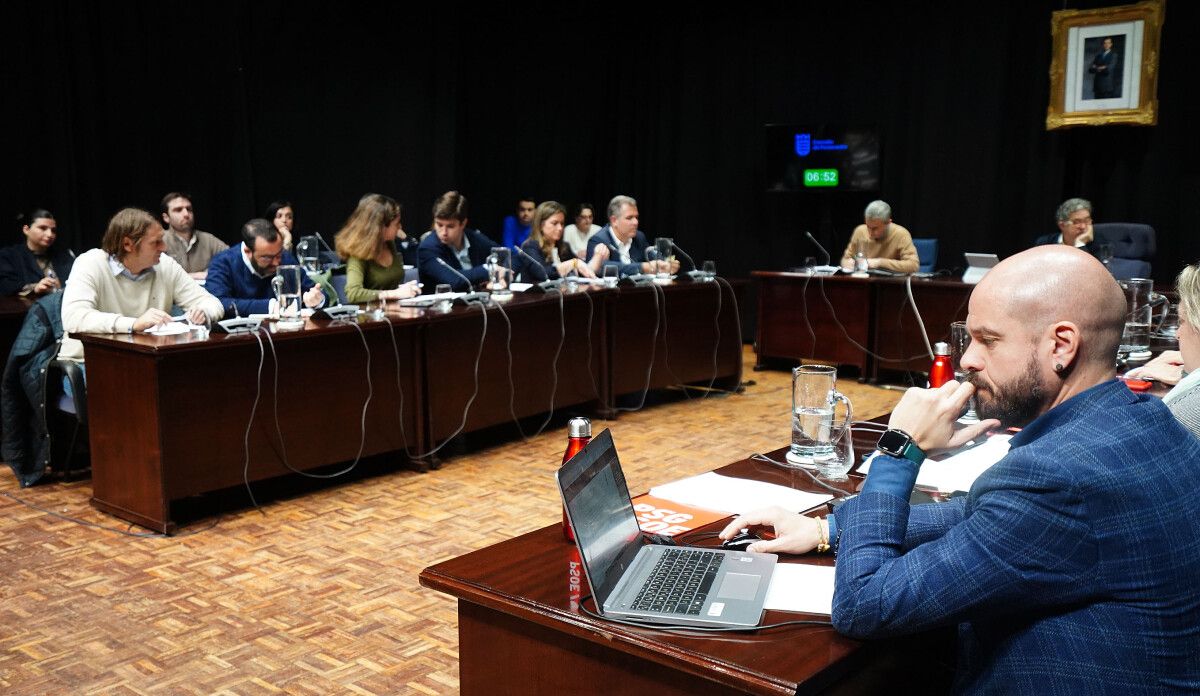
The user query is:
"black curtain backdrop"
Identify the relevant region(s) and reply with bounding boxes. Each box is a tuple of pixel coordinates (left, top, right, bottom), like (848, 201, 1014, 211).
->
(6, 2, 1198, 283)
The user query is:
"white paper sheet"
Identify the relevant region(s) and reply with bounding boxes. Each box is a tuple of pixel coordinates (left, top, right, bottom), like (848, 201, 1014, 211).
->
(859, 433, 1012, 493)
(763, 563, 835, 615)
(648, 472, 832, 515)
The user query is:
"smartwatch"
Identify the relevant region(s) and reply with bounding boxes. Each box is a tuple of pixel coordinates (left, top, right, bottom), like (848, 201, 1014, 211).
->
(876, 428, 926, 465)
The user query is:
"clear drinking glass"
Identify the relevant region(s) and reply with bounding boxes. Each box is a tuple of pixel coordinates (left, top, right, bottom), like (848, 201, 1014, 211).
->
(488, 247, 512, 298)
(789, 364, 853, 479)
(950, 321, 979, 422)
(654, 238, 674, 279)
(701, 260, 716, 281)
(603, 265, 619, 287)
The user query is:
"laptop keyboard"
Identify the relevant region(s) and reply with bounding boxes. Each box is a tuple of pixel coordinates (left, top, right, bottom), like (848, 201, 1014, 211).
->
(631, 548, 725, 615)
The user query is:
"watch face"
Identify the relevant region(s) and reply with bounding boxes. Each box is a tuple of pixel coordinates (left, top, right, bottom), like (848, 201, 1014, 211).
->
(877, 430, 909, 455)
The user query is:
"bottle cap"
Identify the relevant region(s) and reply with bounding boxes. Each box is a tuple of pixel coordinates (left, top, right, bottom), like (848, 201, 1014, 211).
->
(567, 417, 592, 438)
(933, 342, 951, 356)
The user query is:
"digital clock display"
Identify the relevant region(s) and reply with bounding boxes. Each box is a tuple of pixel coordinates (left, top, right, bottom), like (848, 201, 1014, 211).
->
(803, 168, 839, 187)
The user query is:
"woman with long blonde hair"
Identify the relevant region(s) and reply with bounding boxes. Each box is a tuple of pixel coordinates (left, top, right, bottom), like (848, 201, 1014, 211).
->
(334, 193, 419, 303)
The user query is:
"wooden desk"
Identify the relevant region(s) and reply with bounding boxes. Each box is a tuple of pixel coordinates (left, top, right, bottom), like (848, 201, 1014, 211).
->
(81, 313, 424, 533)
(753, 271, 972, 380)
(422, 289, 608, 443)
(78, 281, 746, 531)
(606, 279, 743, 411)
(420, 444, 911, 696)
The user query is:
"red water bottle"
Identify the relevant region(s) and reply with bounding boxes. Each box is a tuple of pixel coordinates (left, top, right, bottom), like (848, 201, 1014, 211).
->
(561, 417, 592, 541)
(929, 341, 953, 388)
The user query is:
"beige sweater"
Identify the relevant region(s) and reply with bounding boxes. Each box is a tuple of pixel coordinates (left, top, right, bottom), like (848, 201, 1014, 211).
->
(839, 222, 920, 273)
(59, 249, 224, 360)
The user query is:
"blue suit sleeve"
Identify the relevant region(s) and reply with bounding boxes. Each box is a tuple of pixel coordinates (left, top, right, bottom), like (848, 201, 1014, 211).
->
(831, 453, 1099, 640)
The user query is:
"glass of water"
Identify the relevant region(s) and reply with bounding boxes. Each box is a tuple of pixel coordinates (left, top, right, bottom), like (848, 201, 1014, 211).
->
(603, 265, 619, 288)
(950, 321, 979, 422)
(701, 260, 716, 281)
(790, 364, 853, 478)
(434, 283, 453, 312)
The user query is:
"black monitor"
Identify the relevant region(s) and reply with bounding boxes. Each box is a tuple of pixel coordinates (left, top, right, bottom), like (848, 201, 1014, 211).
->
(765, 124, 881, 192)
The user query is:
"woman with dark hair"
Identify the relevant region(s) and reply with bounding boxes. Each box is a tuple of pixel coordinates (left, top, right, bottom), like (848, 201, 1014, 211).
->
(264, 200, 295, 250)
(0, 208, 75, 296)
(563, 202, 601, 260)
(519, 201, 607, 281)
(333, 193, 420, 303)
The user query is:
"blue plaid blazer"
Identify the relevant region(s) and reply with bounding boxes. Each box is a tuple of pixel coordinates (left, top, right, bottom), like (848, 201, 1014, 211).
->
(833, 380, 1200, 694)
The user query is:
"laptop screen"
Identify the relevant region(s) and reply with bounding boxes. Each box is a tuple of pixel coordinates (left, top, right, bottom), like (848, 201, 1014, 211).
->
(557, 429, 644, 607)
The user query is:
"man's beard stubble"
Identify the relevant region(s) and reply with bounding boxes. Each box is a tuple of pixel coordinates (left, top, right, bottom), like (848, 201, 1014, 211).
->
(966, 356, 1047, 429)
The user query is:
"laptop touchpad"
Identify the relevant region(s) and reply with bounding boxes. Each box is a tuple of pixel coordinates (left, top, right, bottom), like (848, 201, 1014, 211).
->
(716, 572, 760, 600)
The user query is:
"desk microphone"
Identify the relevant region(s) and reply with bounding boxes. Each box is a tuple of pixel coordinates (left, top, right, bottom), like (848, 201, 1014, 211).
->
(804, 231, 832, 267)
(435, 258, 490, 304)
(513, 245, 554, 285)
(669, 242, 698, 273)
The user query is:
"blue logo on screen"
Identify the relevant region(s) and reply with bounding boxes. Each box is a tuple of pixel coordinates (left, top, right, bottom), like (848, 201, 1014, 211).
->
(794, 133, 811, 157)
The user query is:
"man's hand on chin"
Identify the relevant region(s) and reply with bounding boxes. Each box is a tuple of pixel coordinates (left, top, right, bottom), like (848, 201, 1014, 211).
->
(888, 381, 999, 453)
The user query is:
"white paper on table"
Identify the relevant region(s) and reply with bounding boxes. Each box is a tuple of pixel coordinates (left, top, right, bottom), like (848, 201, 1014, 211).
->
(648, 472, 832, 515)
(510, 282, 534, 292)
(144, 322, 190, 335)
(763, 563, 835, 615)
(858, 433, 1012, 493)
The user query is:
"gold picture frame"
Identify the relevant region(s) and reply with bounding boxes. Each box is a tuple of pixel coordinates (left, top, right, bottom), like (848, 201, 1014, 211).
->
(1046, 0, 1164, 130)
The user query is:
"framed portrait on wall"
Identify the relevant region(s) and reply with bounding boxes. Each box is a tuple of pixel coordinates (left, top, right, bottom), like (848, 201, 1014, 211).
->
(1046, 0, 1164, 129)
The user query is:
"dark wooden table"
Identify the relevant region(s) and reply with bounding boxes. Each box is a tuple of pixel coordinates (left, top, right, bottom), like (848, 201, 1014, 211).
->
(422, 289, 608, 443)
(419, 432, 956, 695)
(77, 281, 746, 532)
(605, 279, 743, 414)
(81, 312, 424, 533)
(753, 271, 972, 381)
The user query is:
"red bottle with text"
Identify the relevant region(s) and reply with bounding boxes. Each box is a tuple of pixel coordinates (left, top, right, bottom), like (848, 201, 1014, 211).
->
(929, 341, 953, 388)
(561, 417, 592, 541)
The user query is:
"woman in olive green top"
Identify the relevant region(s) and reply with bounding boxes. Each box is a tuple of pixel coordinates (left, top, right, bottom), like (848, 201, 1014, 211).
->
(334, 193, 420, 303)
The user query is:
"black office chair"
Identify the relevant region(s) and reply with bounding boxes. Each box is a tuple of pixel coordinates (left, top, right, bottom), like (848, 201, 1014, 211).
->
(44, 356, 89, 477)
(1093, 223, 1155, 280)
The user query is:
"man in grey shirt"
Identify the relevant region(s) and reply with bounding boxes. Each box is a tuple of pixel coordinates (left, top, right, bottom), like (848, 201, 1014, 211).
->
(160, 191, 228, 280)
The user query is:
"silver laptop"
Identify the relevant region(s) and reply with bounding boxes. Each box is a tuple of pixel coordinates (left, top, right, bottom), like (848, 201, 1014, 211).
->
(557, 429, 776, 628)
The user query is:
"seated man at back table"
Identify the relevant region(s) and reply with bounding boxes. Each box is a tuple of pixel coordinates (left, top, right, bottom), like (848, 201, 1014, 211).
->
(838, 199, 919, 273)
(585, 194, 673, 278)
(724, 244, 1200, 693)
(417, 191, 500, 292)
(501, 196, 536, 250)
(204, 218, 325, 316)
(60, 208, 223, 361)
(1035, 197, 1099, 254)
(160, 191, 228, 280)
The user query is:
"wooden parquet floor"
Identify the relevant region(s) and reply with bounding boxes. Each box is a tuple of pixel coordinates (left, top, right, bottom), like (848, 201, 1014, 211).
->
(0, 346, 900, 695)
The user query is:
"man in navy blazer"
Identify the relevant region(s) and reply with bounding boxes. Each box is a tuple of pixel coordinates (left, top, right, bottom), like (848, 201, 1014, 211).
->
(417, 190, 500, 292)
(586, 195, 678, 278)
(204, 218, 324, 316)
(724, 245, 1200, 693)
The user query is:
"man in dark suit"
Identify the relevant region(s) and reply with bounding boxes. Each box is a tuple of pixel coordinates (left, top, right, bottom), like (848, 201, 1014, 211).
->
(417, 191, 500, 292)
(1034, 197, 1099, 255)
(725, 245, 1200, 692)
(204, 218, 325, 316)
(1090, 36, 1118, 99)
(585, 195, 678, 278)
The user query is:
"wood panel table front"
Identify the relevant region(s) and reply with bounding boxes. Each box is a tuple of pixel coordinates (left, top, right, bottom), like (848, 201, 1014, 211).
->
(81, 312, 425, 533)
(77, 281, 745, 532)
(753, 271, 972, 380)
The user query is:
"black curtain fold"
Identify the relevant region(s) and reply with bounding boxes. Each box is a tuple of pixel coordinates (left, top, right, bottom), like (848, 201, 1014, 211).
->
(5, 1, 1197, 281)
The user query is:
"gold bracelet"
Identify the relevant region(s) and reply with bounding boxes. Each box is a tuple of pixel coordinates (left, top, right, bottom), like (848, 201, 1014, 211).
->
(815, 517, 830, 553)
